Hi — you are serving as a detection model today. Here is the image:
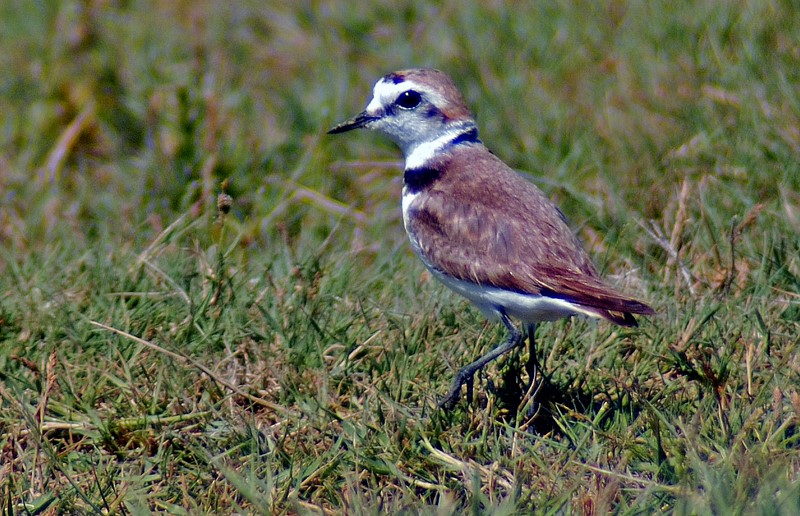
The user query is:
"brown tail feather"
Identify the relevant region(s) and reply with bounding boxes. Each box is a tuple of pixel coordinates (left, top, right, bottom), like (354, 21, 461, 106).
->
(540, 287, 655, 327)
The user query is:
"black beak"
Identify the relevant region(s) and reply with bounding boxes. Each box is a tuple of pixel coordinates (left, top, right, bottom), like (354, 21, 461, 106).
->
(327, 111, 376, 134)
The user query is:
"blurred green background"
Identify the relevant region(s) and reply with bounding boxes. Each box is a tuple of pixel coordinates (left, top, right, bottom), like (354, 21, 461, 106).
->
(1, 1, 799, 513)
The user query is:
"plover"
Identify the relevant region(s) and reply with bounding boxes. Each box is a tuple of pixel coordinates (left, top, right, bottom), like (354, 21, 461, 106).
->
(329, 68, 654, 409)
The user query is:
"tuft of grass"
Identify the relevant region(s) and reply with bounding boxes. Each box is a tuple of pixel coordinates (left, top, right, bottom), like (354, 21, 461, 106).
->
(1, 1, 799, 513)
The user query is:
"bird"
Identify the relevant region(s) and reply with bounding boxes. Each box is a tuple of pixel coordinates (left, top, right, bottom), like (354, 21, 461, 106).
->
(328, 68, 654, 410)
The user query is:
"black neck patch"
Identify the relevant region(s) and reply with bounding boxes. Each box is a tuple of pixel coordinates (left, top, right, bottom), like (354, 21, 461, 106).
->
(404, 167, 442, 193)
(449, 127, 480, 146)
(403, 127, 479, 193)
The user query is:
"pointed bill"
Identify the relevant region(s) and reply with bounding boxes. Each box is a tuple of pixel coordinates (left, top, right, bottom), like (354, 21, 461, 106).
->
(328, 111, 378, 134)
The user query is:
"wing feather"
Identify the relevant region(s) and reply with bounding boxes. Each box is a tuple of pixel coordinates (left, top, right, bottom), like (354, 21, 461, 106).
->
(405, 149, 654, 325)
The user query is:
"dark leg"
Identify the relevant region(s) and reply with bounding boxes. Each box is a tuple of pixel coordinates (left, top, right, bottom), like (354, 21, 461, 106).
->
(523, 323, 551, 419)
(525, 323, 539, 381)
(439, 312, 524, 410)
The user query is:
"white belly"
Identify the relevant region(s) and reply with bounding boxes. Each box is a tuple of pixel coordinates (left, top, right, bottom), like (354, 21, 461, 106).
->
(429, 268, 596, 323)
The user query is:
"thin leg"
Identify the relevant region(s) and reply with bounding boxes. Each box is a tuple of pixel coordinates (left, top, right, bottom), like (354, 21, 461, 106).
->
(523, 323, 542, 418)
(520, 323, 548, 419)
(525, 323, 539, 381)
(439, 312, 523, 410)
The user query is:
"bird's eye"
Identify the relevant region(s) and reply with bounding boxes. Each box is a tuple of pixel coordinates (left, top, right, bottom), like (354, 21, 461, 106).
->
(396, 90, 422, 109)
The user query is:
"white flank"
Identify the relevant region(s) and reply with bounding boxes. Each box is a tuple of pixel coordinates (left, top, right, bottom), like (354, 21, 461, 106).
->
(430, 271, 601, 324)
(401, 187, 420, 233)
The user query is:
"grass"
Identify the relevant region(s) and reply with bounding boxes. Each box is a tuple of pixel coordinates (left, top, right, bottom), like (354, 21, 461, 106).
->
(1, 0, 799, 513)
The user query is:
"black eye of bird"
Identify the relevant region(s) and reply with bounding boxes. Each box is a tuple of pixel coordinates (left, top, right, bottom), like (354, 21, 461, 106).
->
(396, 90, 422, 109)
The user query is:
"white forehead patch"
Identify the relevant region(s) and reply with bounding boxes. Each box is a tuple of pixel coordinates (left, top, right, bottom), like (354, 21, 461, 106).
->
(364, 77, 442, 115)
(365, 79, 410, 114)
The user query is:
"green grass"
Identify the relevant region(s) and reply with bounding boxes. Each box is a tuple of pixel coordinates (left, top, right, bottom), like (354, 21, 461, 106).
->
(2, 0, 799, 513)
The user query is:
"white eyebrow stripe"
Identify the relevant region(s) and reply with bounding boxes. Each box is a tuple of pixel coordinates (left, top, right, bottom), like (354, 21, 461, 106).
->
(366, 80, 407, 114)
(365, 78, 433, 114)
(366, 79, 408, 115)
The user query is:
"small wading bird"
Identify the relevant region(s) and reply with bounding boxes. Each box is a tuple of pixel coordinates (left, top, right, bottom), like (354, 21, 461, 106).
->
(329, 68, 654, 409)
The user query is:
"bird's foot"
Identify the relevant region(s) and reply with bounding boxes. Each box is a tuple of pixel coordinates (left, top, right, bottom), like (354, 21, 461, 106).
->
(438, 368, 475, 410)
